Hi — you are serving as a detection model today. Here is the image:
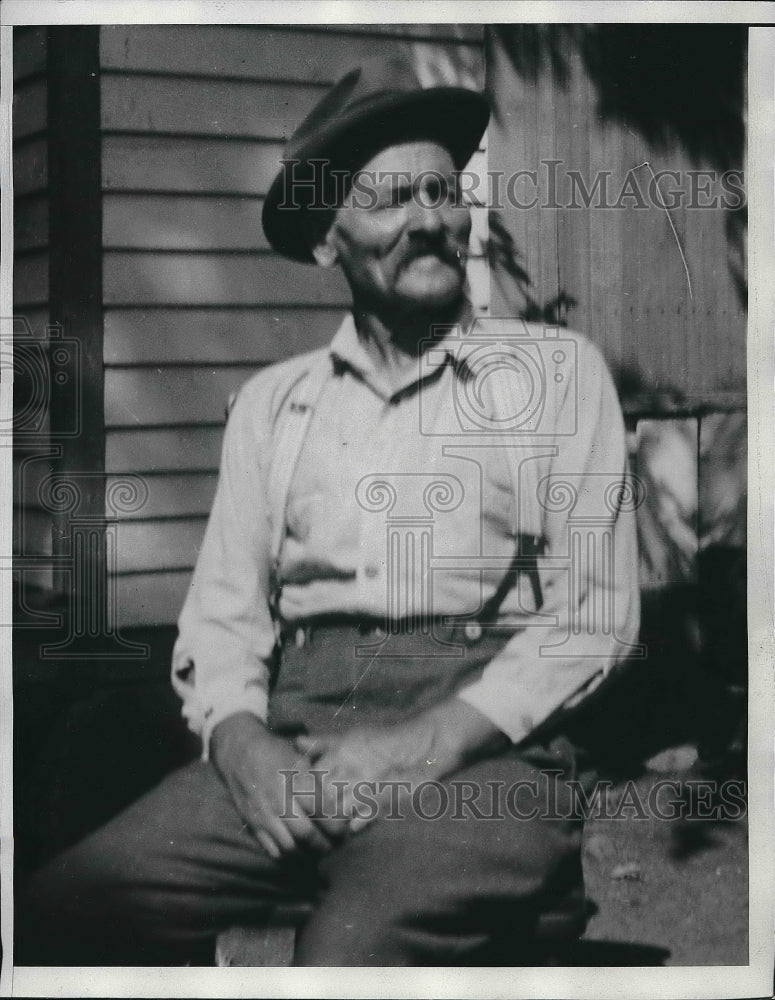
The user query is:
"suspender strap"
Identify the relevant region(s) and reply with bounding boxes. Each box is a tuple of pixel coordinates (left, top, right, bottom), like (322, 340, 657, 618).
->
(266, 351, 333, 631)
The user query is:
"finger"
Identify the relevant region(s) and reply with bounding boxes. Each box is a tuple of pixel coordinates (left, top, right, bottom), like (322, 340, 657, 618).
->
(294, 734, 327, 758)
(284, 812, 335, 854)
(258, 809, 298, 856)
(255, 829, 282, 859)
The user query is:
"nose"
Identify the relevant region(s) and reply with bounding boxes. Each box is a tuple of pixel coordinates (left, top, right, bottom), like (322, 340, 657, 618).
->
(406, 196, 445, 237)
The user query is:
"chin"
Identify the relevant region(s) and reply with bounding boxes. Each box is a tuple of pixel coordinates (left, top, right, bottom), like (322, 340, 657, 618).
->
(398, 276, 465, 311)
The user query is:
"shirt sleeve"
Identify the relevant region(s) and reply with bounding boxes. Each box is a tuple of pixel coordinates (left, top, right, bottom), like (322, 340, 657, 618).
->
(170, 381, 278, 760)
(456, 337, 641, 744)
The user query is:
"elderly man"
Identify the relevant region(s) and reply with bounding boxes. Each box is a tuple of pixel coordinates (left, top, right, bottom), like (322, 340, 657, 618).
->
(19, 57, 639, 967)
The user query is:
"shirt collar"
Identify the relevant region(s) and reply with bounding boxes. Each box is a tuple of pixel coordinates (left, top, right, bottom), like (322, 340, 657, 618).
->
(328, 305, 477, 393)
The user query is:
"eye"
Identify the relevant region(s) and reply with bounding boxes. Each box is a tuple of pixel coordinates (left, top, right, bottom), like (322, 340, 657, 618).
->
(375, 184, 412, 210)
(417, 173, 458, 208)
(424, 175, 445, 202)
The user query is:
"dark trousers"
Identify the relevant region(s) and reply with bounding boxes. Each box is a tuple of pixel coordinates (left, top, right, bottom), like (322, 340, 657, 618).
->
(17, 621, 590, 966)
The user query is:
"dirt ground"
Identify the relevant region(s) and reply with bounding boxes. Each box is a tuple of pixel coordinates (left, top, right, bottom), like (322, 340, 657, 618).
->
(575, 756, 748, 966)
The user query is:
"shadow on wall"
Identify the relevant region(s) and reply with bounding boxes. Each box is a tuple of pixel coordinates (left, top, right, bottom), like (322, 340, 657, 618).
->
(485, 214, 577, 326)
(485, 23, 748, 310)
(486, 24, 746, 168)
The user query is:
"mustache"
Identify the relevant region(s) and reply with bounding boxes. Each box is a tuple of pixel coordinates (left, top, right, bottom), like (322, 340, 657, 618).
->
(401, 237, 467, 269)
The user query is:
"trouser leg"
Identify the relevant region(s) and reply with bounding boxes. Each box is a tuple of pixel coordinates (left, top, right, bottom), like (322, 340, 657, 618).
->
(16, 760, 318, 966)
(295, 739, 586, 967)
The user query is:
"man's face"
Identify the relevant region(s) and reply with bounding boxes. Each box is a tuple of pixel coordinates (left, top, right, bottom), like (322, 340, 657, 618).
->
(314, 141, 471, 313)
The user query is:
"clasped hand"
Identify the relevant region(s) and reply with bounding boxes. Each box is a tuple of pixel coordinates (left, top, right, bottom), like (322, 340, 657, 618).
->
(211, 702, 505, 859)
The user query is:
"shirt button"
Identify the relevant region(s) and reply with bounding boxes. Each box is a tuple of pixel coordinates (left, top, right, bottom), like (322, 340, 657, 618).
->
(464, 622, 483, 644)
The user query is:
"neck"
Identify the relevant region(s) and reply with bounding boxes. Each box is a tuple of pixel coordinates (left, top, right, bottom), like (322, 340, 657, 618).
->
(352, 295, 471, 372)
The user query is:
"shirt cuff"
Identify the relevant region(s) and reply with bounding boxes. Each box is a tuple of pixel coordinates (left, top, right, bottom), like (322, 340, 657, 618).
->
(199, 687, 269, 762)
(455, 683, 534, 745)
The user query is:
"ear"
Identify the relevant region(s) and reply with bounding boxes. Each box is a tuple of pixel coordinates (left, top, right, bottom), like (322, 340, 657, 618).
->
(311, 229, 339, 269)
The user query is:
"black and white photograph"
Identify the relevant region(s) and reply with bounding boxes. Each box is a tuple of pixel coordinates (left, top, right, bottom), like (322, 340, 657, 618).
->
(3, 2, 773, 996)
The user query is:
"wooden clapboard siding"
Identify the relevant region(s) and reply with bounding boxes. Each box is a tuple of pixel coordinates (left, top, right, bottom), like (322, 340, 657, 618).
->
(105, 365, 260, 427)
(111, 569, 200, 632)
(98, 24, 487, 626)
(114, 518, 206, 574)
(106, 426, 224, 475)
(487, 28, 746, 404)
(103, 252, 352, 307)
(106, 472, 218, 520)
(102, 75, 329, 141)
(99, 25, 480, 83)
(102, 136, 284, 195)
(104, 195, 270, 251)
(104, 308, 342, 364)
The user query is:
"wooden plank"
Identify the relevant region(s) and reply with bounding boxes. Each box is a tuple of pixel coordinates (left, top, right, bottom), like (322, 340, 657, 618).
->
(106, 426, 225, 473)
(15, 194, 48, 253)
(14, 137, 47, 197)
(102, 136, 284, 195)
(103, 194, 270, 250)
(101, 75, 327, 140)
(13, 77, 46, 139)
(13, 252, 48, 306)
(104, 306, 343, 364)
(103, 251, 352, 307)
(104, 365, 258, 427)
(112, 517, 206, 573)
(101, 25, 425, 83)
(216, 926, 296, 967)
(106, 472, 218, 520)
(14, 26, 47, 82)
(111, 568, 192, 628)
